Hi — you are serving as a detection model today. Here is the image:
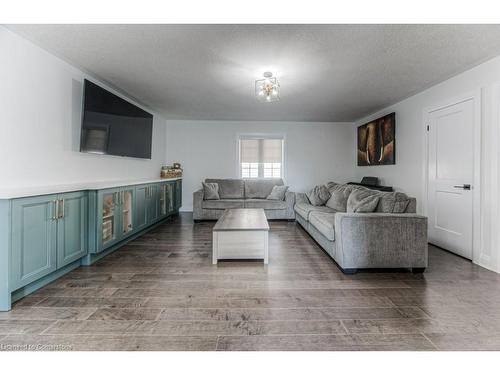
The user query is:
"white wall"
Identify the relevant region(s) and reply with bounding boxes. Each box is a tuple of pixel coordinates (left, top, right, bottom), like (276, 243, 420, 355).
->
(0, 27, 166, 188)
(354, 55, 500, 273)
(166, 120, 355, 211)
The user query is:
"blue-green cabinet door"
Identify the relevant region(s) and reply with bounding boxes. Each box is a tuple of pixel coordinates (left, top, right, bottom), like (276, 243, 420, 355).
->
(148, 184, 160, 223)
(10, 195, 58, 290)
(96, 188, 121, 252)
(119, 187, 135, 237)
(166, 182, 175, 214)
(175, 180, 182, 210)
(57, 192, 88, 267)
(135, 185, 148, 232)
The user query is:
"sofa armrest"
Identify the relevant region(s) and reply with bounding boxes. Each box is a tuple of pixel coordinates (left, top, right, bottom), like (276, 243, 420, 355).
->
(295, 192, 310, 205)
(334, 213, 428, 269)
(193, 188, 204, 221)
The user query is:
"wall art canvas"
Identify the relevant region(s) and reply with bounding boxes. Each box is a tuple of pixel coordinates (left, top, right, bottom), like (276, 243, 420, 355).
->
(357, 112, 395, 166)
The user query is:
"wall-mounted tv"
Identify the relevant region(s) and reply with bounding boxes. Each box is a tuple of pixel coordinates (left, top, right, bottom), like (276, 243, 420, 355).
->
(80, 79, 153, 159)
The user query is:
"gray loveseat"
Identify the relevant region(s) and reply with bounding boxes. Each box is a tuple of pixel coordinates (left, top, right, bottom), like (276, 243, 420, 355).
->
(193, 178, 295, 221)
(295, 183, 428, 274)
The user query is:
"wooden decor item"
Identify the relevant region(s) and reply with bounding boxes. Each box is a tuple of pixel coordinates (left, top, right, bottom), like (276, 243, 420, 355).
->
(161, 164, 183, 178)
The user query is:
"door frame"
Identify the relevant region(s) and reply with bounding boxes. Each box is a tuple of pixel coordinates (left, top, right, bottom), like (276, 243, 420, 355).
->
(422, 89, 481, 263)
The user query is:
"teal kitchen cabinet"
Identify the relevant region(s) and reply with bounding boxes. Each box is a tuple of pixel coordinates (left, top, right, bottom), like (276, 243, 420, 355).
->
(10, 195, 58, 291)
(148, 184, 160, 223)
(175, 179, 182, 211)
(134, 184, 149, 232)
(96, 188, 122, 251)
(95, 186, 136, 252)
(57, 191, 88, 268)
(10, 191, 88, 290)
(119, 186, 135, 238)
(159, 182, 174, 218)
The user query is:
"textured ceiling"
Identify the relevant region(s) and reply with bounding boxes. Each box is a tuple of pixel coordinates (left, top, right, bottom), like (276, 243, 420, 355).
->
(7, 24, 500, 121)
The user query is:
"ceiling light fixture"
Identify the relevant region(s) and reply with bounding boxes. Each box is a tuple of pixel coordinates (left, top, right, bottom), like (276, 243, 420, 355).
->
(255, 72, 280, 103)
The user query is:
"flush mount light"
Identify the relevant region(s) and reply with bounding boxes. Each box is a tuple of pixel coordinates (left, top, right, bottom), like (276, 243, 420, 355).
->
(255, 71, 280, 103)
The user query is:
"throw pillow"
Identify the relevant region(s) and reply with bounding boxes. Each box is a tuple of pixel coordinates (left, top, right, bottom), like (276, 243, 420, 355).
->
(202, 182, 220, 200)
(347, 189, 380, 213)
(266, 185, 289, 201)
(306, 185, 331, 206)
(325, 184, 358, 212)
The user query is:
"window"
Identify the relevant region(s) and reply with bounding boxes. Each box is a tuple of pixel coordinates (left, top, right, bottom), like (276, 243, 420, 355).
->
(239, 136, 284, 179)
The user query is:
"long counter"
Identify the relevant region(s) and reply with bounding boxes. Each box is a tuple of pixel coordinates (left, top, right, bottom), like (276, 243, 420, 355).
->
(0, 177, 182, 199)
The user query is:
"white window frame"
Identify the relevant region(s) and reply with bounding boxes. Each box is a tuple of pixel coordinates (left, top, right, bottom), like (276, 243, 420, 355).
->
(237, 133, 286, 180)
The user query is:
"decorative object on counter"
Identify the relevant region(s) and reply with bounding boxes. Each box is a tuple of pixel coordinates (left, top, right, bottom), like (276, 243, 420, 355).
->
(161, 163, 183, 179)
(357, 112, 395, 166)
(347, 176, 393, 192)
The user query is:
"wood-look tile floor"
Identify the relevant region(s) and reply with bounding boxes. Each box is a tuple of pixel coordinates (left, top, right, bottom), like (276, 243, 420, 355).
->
(1, 213, 500, 351)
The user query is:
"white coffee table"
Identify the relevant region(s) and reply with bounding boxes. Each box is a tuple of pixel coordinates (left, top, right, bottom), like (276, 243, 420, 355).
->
(212, 208, 269, 264)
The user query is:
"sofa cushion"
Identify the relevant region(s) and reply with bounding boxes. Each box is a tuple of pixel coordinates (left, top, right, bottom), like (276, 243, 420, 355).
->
(306, 185, 331, 206)
(245, 199, 287, 210)
(294, 202, 336, 221)
(376, 192, 411, 213)
(205, 179, 244, 199)
(202, 182, 220, 200)
(347, 188, 380, 213)
(202, 199, 245, 210)
(266, 185, 288, 200)
(244, 178, 283, 199)
(326, 181, 339, 191)
(309, 211, 336, 241)
(325, 184, 359, 212)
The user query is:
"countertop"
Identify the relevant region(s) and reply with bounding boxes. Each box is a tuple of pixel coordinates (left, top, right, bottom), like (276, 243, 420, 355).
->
(0, 177, 182, 199)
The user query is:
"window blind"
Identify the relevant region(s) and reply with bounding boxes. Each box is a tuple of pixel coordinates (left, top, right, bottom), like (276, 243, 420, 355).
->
(240, 139, 260, 163)
(240, 138, 283, 163)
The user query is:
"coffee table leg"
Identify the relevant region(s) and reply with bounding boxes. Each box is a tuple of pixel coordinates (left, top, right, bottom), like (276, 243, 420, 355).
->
(212, 231, 218, 265)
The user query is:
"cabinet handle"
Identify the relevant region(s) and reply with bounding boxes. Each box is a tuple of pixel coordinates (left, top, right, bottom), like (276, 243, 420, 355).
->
(60, 199, 65, 218)
(52, 200, 58, 220)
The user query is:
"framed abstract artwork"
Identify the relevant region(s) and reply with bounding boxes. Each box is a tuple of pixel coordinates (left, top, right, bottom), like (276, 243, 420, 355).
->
(357, 112, 395, 166)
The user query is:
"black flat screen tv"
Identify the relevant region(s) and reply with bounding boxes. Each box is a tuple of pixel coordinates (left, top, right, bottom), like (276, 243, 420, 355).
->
(80, 79, 153, 159)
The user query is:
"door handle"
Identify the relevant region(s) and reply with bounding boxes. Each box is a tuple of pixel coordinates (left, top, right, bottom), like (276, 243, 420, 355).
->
(60, 199, 65, 218)
(453, 184, 471, 190)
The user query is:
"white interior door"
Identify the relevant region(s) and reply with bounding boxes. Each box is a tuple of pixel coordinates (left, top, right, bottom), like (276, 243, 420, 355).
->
(427, 98, 474, 259)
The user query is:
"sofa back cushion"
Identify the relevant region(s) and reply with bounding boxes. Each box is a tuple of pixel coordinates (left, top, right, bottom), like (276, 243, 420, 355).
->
(375, 191, 411, 213)
(205, 179, 245, 199)
(306, 185, 331, 206)
(325, 184, 359, 212)
(347, 188, 380, 213)
(244, 178, 283, 199)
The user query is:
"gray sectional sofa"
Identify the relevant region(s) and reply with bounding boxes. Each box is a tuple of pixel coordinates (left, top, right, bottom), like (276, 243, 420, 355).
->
(193, 178, 295, 221)
(295, 183, 428, 274)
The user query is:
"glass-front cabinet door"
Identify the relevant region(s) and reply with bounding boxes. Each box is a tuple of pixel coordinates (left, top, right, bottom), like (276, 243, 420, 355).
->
(100, 190, 119, 249)
(160, 184, 167, 217)
(121, 189, 134, 236)
(167, 183, 174, 214)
